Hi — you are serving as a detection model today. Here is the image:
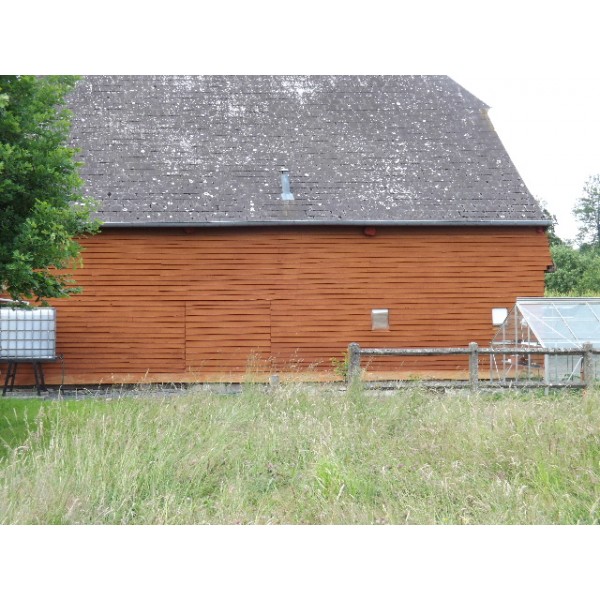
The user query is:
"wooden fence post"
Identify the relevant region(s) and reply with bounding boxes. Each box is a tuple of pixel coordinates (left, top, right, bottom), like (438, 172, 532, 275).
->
(347, 343, 361, 385)
(583, 342, 594, 389)
(469, 342, 479, 391)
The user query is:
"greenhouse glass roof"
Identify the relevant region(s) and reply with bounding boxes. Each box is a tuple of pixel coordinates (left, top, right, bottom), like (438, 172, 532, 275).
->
(514, 298, 600, 349)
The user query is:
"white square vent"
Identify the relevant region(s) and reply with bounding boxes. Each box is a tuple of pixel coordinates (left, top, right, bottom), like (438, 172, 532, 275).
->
(371, 309, 389, 331)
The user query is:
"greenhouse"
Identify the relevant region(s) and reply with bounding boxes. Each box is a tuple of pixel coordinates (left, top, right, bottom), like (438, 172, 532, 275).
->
(490, 298, 600, 384)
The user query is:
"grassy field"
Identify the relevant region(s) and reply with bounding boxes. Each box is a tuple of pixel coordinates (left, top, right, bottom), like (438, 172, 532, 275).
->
(0, 383, 599, 524)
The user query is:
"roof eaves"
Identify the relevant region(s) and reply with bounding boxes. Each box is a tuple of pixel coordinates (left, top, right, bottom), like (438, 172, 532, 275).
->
(99, 219, 553, 228)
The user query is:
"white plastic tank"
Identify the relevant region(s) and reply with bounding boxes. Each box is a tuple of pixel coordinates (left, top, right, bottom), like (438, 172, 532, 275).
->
(0, 306, 56, 359)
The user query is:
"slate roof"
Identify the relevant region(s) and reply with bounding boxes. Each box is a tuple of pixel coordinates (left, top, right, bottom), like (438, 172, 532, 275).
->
(68, 75, 548, 226)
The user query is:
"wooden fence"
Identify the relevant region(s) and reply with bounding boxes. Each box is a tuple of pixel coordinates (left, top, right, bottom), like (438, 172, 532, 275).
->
(347, 342, 598, 390)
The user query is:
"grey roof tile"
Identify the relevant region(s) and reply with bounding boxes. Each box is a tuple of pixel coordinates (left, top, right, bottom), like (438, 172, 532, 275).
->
(67, 75, 547, 226)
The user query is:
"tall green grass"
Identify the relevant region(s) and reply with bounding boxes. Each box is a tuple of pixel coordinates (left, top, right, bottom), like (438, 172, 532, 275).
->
(0, 399, 47, 460)
(0, 384, 598, 524)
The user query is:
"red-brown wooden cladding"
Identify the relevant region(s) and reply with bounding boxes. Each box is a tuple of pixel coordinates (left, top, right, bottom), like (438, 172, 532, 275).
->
(186, 301, 272, 373)
(13, 226, 550, 384)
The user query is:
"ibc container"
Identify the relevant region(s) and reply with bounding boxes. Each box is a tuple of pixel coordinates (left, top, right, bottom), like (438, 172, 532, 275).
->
(0, 307, 56, 359)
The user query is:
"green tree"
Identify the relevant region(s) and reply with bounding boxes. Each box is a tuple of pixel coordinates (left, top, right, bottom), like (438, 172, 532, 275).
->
(578, 249, 600, 293)
(546, 244, 600, 296)
(573, 174, 600, 248)
(546, 244, 586, 295)
(0, 75, 98, 303)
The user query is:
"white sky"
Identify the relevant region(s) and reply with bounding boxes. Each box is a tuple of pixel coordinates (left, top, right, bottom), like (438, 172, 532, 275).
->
(8, 1, 600, 243)
(449, 75, 600, 241)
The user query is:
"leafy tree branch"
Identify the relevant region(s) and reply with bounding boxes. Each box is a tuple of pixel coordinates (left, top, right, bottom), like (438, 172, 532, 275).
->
(0, 75, 99, 303)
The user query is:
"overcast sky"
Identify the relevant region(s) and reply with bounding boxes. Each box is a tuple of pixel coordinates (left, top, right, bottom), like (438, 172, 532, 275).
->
(11, 2, 597, 244)
(9, 2, 600, 243)
(449, 75, 600, 241)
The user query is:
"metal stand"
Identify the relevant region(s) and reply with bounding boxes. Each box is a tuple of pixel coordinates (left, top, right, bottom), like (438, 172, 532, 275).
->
(2, 359, 54, 396)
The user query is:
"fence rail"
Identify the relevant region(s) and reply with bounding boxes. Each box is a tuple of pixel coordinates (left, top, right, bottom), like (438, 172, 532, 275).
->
(347, 342, 598, 390)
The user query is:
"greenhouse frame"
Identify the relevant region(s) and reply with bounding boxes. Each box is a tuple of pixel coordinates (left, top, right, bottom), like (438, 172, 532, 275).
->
(490, 298, 600, 384)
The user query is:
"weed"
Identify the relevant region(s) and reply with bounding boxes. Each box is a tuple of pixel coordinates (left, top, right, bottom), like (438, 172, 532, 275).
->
(331, 351, 350, 380)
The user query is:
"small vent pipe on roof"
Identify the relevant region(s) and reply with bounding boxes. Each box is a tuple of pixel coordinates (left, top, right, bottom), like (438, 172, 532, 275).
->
(280, 167, 294, 201)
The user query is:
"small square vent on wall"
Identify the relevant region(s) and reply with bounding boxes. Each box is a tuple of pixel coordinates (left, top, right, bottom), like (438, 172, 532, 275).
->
(371, 309, 389, 331)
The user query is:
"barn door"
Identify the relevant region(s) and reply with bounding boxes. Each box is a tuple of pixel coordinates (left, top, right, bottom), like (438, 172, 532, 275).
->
(185, 300, 272, 374)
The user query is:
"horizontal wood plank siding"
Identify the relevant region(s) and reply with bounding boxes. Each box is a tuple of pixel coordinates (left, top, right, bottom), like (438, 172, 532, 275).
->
(7, 226, 550, 384)
(186, 301, 272, 373)
(49, 300, 186, 377)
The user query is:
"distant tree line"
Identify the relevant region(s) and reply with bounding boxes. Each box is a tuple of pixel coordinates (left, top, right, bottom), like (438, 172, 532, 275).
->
(545, 174, 600, 296)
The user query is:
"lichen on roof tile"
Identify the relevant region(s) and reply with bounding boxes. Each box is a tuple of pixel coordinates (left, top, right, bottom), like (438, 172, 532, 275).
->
(68, 75, 546, 225)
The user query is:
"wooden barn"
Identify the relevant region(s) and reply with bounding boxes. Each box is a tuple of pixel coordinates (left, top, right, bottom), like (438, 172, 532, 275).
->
(29, 76, 553, 384)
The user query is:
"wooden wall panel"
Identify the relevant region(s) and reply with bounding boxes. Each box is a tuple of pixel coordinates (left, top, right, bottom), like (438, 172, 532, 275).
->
(42, 300, 186, 383)
(3, 226, 551, 384)
(186, 301, 271, 373)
